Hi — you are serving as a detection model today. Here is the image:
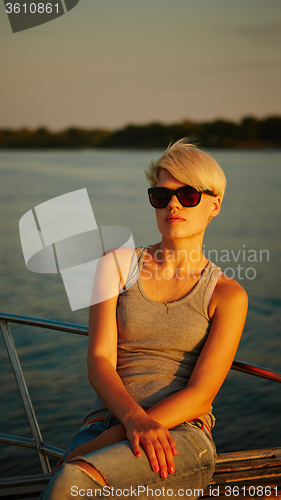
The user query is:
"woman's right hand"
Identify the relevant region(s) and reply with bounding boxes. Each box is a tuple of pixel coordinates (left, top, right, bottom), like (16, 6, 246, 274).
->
(125, 414, 177, 479)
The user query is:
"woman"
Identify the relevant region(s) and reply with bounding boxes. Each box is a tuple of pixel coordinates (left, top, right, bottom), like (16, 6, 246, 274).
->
(41, 139, 248, 499)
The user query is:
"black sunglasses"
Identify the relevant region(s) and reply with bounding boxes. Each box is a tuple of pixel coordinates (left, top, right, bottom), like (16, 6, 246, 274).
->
(148, 186, 215, 209)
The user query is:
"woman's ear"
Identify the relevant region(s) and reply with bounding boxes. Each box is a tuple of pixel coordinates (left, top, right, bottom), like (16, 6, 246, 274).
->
(206, 197, 221, 226)
(210, 196, 221, 219)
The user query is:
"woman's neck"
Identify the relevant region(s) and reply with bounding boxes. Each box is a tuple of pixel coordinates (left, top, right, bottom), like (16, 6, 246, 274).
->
(150, 237, 207, 275)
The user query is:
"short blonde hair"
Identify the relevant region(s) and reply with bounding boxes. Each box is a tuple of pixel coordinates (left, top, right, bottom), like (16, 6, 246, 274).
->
(145, 138, 226, 199)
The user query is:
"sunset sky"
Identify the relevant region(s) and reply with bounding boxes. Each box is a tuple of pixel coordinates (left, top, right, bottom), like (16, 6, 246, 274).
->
(1, 0, 280, 129)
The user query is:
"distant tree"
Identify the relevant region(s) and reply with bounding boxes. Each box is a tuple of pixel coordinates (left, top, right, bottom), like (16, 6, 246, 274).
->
(89, 129, 111, 147)
(63, 127, 90, 148)
(0, 129, 15, 147)
(259, 116, 281, 145)
(96, 122, 164, 148)
(25, 127, 51, 148)
(240, 117, 260, 141)
(200, 120, 239, 147)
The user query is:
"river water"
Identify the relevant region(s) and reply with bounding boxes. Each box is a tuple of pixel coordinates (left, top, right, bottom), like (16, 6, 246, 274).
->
(0, 149, 280, 477)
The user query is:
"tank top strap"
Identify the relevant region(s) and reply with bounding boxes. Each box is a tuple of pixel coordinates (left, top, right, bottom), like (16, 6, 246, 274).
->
(123, 246, 149, 290)
(202, 263, 222, 318)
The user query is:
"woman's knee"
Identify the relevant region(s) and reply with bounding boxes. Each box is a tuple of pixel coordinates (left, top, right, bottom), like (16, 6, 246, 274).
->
(72, 459, 108, 486)
(40, 462, 105, 500)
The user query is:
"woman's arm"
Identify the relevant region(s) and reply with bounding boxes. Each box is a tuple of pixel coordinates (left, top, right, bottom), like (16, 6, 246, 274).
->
(145, 275, 248, 426)
(78, 249, 178, 476)
(86, 296, 177, 477)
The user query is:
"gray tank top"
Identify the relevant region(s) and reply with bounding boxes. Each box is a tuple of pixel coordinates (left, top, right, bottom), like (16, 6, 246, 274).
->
(87, 247, 221, 428)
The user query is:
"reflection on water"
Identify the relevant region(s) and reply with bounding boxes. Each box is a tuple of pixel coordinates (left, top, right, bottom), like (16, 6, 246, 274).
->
(0, 150, 280, 477)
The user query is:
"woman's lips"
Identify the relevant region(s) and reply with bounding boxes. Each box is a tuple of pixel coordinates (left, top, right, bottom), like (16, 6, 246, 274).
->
(165, 215, 186, 222)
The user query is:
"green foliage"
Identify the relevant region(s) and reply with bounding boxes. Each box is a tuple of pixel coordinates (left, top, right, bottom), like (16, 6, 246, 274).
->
(0, 116, 280, 149)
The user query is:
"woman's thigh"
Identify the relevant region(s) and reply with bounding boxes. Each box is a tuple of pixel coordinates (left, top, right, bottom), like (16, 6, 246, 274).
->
(67, 422, 216, 499)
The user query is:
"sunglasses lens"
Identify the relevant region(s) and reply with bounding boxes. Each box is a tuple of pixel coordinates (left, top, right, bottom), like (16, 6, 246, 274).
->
(150, 189, 170, 208)
(178, 186, 200, 207)
(149, 186, 201, 208)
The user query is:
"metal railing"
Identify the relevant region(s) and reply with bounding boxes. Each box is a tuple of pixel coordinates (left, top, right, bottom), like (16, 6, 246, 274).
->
(0, 311, 280, 474)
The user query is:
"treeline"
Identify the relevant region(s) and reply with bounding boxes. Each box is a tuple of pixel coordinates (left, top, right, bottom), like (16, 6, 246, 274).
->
(0, 116, 281, 149)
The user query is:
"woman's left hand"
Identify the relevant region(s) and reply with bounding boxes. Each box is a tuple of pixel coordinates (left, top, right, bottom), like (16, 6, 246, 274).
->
(125, 414, 177, 479)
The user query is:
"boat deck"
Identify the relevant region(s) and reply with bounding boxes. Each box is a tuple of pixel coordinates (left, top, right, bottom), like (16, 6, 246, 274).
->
(0, 447, 280, 499)
(206, 447, 281, 498)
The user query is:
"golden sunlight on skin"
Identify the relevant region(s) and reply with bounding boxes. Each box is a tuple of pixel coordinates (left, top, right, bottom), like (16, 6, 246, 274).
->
(141, 169, 222, 311)
(71, 460, 108, 486)
(154, 169, 221, 250)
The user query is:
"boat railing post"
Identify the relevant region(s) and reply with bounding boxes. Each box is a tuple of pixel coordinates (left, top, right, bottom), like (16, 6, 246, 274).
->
(0, 320, 51, 474)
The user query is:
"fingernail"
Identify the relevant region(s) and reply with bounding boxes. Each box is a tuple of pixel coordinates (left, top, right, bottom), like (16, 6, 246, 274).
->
(154, 465, 159, 472)
(135, 451, 141, 457)
(169, 467, 175, 474)
(161, 471, 168, 479)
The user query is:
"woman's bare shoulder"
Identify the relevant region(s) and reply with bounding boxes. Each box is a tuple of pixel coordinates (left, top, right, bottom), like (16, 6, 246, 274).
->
(209, 273, 248, 318)
(216, 273, 248, 296)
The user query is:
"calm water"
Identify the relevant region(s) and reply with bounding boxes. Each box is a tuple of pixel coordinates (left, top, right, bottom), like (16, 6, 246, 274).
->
(0, 149, 280, 477)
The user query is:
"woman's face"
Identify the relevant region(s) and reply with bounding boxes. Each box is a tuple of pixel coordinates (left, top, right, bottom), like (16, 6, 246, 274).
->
(154, 168, 221, 244)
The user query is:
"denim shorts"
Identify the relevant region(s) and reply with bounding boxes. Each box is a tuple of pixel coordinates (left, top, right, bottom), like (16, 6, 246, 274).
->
(61, 413, 121, 465)
(42, 413, 217, 500)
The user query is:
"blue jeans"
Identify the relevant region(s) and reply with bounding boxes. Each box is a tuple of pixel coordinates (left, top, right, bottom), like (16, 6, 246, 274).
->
(40, 414, 216, 499)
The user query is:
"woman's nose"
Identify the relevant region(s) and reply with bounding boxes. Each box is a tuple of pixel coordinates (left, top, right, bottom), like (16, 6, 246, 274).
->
(167, 194, 182, 209)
